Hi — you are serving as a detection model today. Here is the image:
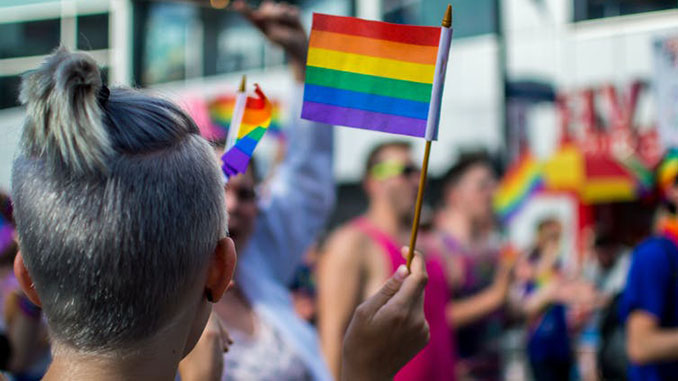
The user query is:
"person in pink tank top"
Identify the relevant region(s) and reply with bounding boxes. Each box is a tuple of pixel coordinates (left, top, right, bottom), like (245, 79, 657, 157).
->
(318, 142, 457, 380)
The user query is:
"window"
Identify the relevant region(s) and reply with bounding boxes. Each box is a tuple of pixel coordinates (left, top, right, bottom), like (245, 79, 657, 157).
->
(139, 2, 199, 85)
(381, 0, 497, 38)
(0, 19, 60, 59)
(77, 13, 109, 51)
(0, 76, 21, 110)
(574, 0, 678, 22)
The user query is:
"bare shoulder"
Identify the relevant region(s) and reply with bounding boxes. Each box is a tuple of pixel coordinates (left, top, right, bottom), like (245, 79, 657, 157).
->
(320, 223, 370, 267)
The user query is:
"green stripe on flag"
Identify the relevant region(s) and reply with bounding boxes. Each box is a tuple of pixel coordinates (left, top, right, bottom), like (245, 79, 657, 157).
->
(306, 66, 433, 103)
(247, 127, 268, 141)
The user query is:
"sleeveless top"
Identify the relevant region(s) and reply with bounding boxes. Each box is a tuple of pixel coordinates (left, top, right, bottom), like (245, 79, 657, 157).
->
(353, 218, 457, 381)
(439, 232, 502, 380)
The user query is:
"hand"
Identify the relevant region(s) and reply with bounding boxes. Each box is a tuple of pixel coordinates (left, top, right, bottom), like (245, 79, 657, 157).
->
(178, 311, 233, 381)
(233, 0, 308, 81)
(492, 257, 515, 298)
(340, 248, 430, 381)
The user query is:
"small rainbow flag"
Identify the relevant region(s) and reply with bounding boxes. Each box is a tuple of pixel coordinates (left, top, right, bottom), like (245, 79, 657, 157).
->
(494, 153, 544, 222)
(210, 97, 284, 142)
(301, 13, 451, 139)
(208, 95, 236, 142)
(221, 84, 272, 177)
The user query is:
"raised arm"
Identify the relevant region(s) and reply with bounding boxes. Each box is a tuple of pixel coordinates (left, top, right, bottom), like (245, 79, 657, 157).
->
(235, 1, 335, 284)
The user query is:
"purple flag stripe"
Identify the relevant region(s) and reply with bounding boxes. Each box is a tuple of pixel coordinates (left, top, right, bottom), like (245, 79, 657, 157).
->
(301, 101, 426, 138)
(221, 147, 251, 175)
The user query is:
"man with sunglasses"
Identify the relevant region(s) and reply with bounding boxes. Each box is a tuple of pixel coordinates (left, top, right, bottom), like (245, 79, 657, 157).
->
(317, 142, 456, 380)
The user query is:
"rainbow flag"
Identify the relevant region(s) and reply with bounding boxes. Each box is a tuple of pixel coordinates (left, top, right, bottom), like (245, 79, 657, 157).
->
(301, 13, 450, 139)
(208, 95, 236, 142)
(221, 85, 272, 177)
(494, 153, 544, 222)
(209, 96, 284, 142)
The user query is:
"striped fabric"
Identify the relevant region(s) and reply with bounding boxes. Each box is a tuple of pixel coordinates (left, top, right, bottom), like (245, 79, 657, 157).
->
(301, 13, 442, 138)
(221, 85, 272, 177)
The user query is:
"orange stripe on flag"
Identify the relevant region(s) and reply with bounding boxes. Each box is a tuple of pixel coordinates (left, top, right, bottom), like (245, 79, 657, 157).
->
(242, 106, 272, 126)
(309, 30, 438, 65)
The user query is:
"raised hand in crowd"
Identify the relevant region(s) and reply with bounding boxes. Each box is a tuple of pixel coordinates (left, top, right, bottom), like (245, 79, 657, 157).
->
(233, 0, 308, 82)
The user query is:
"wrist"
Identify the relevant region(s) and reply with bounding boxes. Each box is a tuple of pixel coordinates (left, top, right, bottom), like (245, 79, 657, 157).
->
(290, 60, 306, 83)
(340, 360, 390, 381)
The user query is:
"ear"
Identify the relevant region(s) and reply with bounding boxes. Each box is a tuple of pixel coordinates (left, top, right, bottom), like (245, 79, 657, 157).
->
(13, 251, 42, 307)
(205, 237, 237, 303)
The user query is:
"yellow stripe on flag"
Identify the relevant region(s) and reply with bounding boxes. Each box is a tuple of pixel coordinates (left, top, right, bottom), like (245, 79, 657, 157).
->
(237, 123, 262, 139)
(307, 47, 436, 84)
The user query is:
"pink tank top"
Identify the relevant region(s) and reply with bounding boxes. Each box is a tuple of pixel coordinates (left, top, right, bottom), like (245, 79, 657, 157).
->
(353, 218, 457, 381)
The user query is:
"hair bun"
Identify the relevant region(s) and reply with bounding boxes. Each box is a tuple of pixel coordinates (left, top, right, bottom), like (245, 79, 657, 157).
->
(19, 46, 112, 176)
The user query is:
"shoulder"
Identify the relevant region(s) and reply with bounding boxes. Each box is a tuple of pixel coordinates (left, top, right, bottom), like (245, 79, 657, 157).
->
(321, 223, 370, 265)
(631, 237, 676, 265)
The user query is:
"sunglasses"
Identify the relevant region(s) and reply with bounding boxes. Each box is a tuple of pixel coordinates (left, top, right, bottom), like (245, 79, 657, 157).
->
(370, 161, 419, 181)
(226, 185, 257, 202)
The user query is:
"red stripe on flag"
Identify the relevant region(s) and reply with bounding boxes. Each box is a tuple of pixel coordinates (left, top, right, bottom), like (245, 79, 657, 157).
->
(312, 13, 441, 47)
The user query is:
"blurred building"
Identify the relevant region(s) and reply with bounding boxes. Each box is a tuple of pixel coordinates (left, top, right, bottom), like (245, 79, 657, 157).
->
(1, 0, 677, 194)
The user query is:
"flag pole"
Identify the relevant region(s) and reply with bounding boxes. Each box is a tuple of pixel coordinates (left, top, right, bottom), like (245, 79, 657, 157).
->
(226, 75, 247, 152)
(406, 4, 453, 271)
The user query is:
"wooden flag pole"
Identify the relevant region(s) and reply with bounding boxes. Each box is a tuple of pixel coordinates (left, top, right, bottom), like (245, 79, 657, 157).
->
(406, 4, 452, 271)
(406, 140, 432, 270)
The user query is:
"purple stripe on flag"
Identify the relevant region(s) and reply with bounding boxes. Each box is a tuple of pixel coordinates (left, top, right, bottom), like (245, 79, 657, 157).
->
(301, 101, 426, 138)
(221, 147, 251, 176)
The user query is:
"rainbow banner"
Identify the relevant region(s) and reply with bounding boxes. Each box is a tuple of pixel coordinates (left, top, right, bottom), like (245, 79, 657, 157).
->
(221, 85, 272, 177)
(494, 153, 544, 222)
(301, 13, 451, 139)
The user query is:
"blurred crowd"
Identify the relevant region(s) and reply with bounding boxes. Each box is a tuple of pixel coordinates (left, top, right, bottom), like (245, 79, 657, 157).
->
(1, 1, 678, 381)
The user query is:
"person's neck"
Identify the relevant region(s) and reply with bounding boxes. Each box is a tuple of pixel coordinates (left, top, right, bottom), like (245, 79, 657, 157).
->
(439, 208, 478, 247)
(365, 201, 405, 240)
(43, 324, 189, 381)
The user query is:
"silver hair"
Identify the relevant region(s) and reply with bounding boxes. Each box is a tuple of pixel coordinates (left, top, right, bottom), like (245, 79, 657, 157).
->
(12, 47, 227, 352)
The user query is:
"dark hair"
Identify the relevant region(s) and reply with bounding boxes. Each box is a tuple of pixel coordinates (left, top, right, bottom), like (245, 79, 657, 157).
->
(593, 227, 618, 249)
(536, 216, 560, 232)
(363, 141, 411, 179)
(442, 151, 493, 189)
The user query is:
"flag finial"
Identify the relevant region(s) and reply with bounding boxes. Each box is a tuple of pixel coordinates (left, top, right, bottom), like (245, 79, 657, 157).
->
(238, 75, 247, 92)
(442, 4, 452, 28)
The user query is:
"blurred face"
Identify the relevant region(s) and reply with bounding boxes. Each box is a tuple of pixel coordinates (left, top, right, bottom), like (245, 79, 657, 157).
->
(537, 221, 562, 250)
(446, 164, 496, 223)
(225, 169, 257, 251)
(594, 245, 618, 269)
(366, 146, 420, 220)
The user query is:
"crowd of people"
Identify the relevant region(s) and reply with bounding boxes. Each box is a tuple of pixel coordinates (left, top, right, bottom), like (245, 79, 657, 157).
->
(0, 1, 678, 380)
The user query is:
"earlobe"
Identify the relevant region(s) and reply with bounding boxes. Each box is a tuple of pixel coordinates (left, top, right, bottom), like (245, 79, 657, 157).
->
(13, 252, 42, 307)
(205, 237, 237, 303)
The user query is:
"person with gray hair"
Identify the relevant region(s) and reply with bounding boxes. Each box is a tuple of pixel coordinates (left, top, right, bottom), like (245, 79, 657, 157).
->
(12, 46, 237, 380)
(11, 46, 432, 381)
